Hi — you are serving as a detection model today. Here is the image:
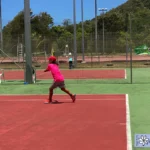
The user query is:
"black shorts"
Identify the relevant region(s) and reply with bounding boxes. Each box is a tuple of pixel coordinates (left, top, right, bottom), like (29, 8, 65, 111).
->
(50, 81, 65, 89)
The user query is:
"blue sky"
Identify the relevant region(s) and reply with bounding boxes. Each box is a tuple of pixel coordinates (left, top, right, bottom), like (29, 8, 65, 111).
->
(2, 0, 127, 26)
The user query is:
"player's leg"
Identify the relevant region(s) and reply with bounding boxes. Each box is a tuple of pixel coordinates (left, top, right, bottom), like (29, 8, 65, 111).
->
(61, 87, 72, 96)
(59, 81, 76, 102)
(49, 82, 59, 101)
(61, 87, 76, 102)
(49, 87, 54, 102)
(44, 82, 57, 104)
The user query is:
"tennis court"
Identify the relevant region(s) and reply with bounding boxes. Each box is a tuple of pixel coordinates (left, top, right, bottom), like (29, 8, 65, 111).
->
(3, 69, 126, 80)
(1, 67, 150, 150)
(0, 94, 131, 150)
(1, 0, 150, 149)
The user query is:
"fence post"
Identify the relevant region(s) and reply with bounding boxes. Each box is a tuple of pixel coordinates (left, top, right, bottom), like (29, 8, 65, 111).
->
(129, 13, 133, 84)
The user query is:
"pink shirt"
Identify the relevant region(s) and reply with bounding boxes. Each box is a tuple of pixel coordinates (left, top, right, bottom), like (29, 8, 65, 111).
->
(46, 64, 64, 82)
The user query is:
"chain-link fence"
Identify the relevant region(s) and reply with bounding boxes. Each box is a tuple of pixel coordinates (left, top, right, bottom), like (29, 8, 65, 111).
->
(1, 29, 150, 84)
(0, 32, 132, 84)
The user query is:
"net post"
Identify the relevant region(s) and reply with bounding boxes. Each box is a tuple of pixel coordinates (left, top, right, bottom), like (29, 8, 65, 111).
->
(44, 51, 47, 64)
(129, 13, 133, 84)
(126, 34, 128, 67)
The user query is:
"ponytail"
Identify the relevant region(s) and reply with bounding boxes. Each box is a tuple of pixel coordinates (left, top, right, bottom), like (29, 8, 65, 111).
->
(51, 60, 59, 66)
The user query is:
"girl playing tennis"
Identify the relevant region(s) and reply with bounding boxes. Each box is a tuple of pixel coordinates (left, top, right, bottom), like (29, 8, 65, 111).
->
(44, 56, 76, 104)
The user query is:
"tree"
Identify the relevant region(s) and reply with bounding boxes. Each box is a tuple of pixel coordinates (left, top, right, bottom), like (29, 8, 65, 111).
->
(98, 12, 125, 33)
(62, 19, 72, 27)
(31, 12, 53, 37)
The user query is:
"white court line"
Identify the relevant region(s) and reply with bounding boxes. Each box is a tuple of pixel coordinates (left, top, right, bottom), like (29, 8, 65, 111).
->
(0, 98, 125, 102)
(0, 94, 126, 96)
(125, 69, 127, 79)
(126, 94, 132, 150)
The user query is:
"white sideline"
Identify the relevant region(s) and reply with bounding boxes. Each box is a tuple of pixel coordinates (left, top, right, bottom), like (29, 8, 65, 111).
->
(125, 69, 127, 79)
(126, 94, 132, 150)
(0, 69, 5, 84)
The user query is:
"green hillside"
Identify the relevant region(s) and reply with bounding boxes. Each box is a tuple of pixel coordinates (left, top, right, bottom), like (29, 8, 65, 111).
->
(2, 0, 150, 55)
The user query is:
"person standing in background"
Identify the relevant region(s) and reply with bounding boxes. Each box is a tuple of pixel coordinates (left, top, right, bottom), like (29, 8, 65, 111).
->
(68, 53, 73, 69)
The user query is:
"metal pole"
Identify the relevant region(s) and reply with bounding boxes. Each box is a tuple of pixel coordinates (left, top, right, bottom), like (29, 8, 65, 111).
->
(0, 0, 3, 52)
(95, 0, 98, 56)
(73, 0, 77, 67)
(129, 13, 132, 84)
(126, 35, 128, 66)
(81, 0, 85, 62)
(99, 8, 107, 55)
(102, 18, 104, 54)
(24, 0, 33, 84)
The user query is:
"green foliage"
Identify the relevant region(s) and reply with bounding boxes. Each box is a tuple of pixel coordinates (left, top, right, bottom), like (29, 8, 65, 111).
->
(31, 12, 53, 36)
(116, 32, 130, 52)
(62, 19, 72, 27)
(2, 0, 150, 55)
(3, 11, 24, 36)
(98, 12, 125, 32)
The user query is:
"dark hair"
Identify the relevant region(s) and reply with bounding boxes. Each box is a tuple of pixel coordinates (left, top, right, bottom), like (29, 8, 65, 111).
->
(51, 60, 59, 66)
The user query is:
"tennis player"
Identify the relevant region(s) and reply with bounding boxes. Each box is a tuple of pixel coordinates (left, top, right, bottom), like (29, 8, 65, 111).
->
(44, 56, 76, 104)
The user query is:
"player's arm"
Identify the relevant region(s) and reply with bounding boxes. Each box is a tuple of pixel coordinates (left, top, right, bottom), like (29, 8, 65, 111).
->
(44, 67, 49, 72)
(44, 69, 48, 72)
(44, 65, 50, 72)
